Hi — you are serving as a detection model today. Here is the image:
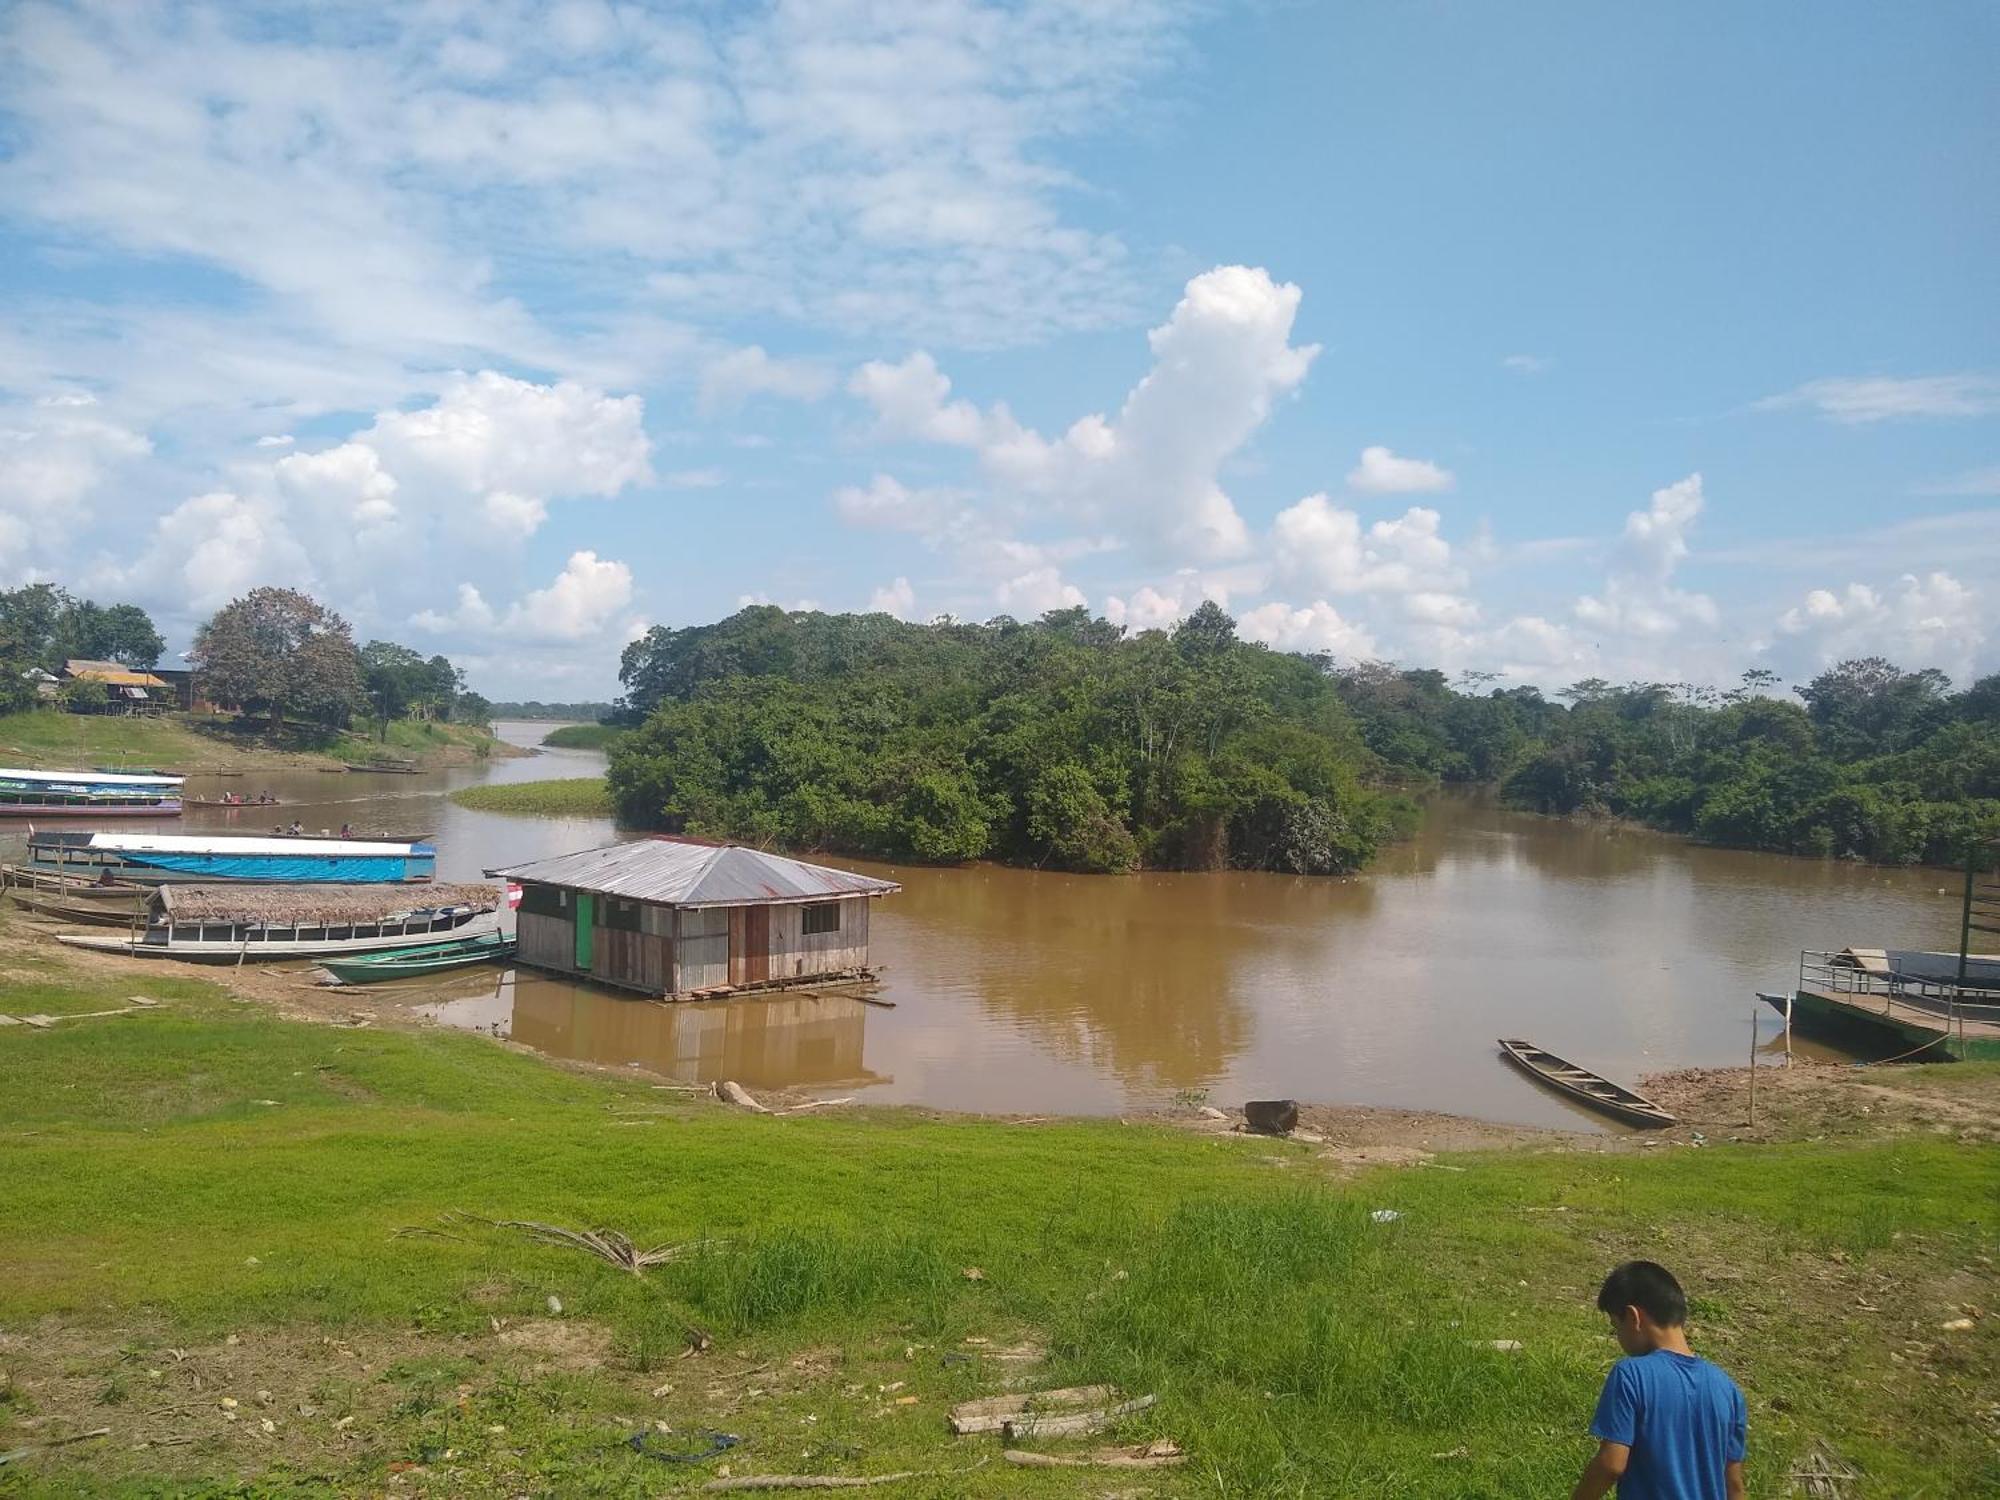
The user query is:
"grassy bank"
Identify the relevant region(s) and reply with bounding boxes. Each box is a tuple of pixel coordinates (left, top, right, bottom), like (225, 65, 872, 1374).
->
(538, 722, 624, 751)
(448, 776, 613, 817)
(0, 709, 511, 772)
(0, 945, 1992, 1495)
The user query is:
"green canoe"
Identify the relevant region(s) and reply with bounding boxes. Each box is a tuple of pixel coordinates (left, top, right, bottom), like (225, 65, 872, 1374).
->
(320, 933, 516, 985)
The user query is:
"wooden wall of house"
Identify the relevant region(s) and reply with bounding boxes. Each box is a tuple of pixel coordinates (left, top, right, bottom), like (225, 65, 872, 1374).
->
(671, 896, 873, 993)
(673, 905, 731, 992)
(517, 910, 574, 974)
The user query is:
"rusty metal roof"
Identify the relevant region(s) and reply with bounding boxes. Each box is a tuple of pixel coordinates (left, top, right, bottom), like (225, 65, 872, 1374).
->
(486, 838, 900, 908)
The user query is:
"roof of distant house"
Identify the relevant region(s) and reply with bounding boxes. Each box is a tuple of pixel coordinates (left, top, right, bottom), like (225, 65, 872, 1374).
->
(488, 837, 901, 908)
(63, 659, 167, 688)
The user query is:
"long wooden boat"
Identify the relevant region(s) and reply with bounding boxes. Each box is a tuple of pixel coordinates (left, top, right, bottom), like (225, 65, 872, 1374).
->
(10, 893, 147, 926)
(1, 864, 152, 899)
(185, 796, 284, 809)
(0, 766, 182, 817)
(1497, 1038, 1677, 1129)
(26, 831, 436, 885)
(320, 932, 517, 984)
(55, 882, 505, 962)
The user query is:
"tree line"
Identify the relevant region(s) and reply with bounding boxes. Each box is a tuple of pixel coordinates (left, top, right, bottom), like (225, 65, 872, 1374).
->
(0, 582, 491, 733)
(609, 603, 1417, 874)
(609, 604, 1998, 873)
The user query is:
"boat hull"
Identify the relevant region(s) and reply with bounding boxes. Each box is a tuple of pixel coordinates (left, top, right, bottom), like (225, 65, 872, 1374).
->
(57, 913, 503, 963)
(322, 936, 516, 983)
(1764, 988, 2000, 1063)
(0, 802, 181, 817)
(1497, 1038, 1677, 1128)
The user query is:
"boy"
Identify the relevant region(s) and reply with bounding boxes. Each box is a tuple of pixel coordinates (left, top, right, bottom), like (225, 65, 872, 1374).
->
(1572, 1261, 1747, 1500)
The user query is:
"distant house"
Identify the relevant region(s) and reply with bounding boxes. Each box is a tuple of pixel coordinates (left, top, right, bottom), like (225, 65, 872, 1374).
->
(21, 667, 60, 700)
(61, 659, 170, 714)
(489, 837, 901, 998)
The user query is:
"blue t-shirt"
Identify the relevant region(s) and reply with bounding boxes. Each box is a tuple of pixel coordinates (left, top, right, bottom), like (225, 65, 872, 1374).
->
(1590, 1350, 1747, 1500)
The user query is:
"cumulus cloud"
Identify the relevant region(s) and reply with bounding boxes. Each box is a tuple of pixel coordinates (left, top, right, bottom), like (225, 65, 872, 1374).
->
(1756, 375, 2000, 423)
(833, 473, 963, 532)
(1573, 474, 1717, 637)
(699, 346, 835, 414)
(275, 442, 400, 527)
(411, 582, 498, 633)
(1103, 572, 1230, 633)
(995, 566, 1086, 616)
(848, 266, 1319, 562)
(0, 394, 151, 528)
(1270, 496, 1460, 596)
(1237, 600, 1377, 659)
(502, 551, 636, 642)
(868, 576, 918, 619)
(1345, 445, 1454, 495)
(116, 491, 311, 614)
(1773, 572, 1984, 681)
(480, 491, 548, 541)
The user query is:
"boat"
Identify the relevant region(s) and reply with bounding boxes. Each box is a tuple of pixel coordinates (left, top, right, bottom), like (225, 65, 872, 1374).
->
(26, 830, 437, 884)
(0, 766, 183, 817)
(54, 882, 505, 962)
(319, 932, 517, 984)
(1, 864, 151, 899)
(346, 759, 420, 774)
(9, 893, 147, 926)
(185, 796, 284, 809)
(1497, 1038, 1678, 1129)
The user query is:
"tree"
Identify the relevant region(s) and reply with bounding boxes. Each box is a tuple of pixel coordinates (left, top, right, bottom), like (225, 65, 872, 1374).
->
(192, 588, 364, 732)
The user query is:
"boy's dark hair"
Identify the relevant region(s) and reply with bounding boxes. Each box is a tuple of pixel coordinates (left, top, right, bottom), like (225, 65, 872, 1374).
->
(1597, 1261, 1687, 1326)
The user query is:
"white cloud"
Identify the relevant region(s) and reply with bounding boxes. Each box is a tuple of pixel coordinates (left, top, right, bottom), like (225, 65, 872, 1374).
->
(868, 576, 918, 619)
(503, 551, 635, 642)
(1773, 572, 1984, 681)
(480, 491, 548, 541)
(119, 491, 311, 614)
(699, 346, 835, 414)
(1345, 445, 1454, 495)
(274, 442, 400, 527)
(1573, 474, 1717, 637)
(255, 433, 295, 448)
(1502, 354, 1551, 375)
(849, 265, 1319, 563)
(1237, 600, 1377, 659)
(1757, 375, 2000, 423)
(1270, 496, 1460, 596)
(833, 473, 963, 532)
(995, 566, 1085, 616)
(1103, 571, 1230, 633)
(411, 582, 497, 633)
(0, 394, 151, 523)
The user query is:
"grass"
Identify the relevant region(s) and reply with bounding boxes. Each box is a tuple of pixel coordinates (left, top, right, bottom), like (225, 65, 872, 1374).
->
(0, 945, 1993, 1495)
(537, 723, 624, 751)
(0, 708, 505, 772)
(448, 776, 613, 817)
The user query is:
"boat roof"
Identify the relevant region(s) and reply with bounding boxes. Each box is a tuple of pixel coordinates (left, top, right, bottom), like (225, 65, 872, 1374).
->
(156, 882, 501, 923)
(488, 836, 900, 908)
(0, 765, 184, 788)
(57, 831, 424, 856)
(1836, 947, 2000, 991)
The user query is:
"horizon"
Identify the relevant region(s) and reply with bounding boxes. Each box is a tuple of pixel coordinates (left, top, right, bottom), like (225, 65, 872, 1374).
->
(2, 2, 1994, 698)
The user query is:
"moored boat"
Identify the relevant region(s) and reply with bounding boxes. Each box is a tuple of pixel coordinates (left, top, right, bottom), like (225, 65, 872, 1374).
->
(185, 796, 284, 809)
(9, 893, 148, 926)
(1762, 948, 2000, 1062)
(54, 883, 505, 962)
(1, 864, 151, 899)
(27, 830, 436, 884)
(0, 766, 183, 817)
(319, 931, 517, 984)
(1497, 1038, 1677, 1128)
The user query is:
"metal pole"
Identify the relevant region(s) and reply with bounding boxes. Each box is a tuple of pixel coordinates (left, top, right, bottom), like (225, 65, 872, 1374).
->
(1960, 840, 1977, 990)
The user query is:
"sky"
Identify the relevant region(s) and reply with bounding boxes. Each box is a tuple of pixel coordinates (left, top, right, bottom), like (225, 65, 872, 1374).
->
(1, 0, 1995, 699)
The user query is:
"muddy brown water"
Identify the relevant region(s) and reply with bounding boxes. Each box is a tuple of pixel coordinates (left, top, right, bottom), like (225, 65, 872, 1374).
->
(4, 722, 1967, 1128)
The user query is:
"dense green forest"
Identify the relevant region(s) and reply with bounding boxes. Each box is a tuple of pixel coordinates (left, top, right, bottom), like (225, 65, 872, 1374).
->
(610, 604, 1417, 873)
(608, 605, 1999, 873)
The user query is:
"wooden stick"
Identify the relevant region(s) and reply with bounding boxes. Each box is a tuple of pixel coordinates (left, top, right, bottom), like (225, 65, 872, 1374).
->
(851, 994, 896, 1009)
(948, 1385, 1119, 1435)
(1002, 1393, 1156, 1441)
(1748, 1006, 1758, 1129)
(1002, 1448, 1185, 1470)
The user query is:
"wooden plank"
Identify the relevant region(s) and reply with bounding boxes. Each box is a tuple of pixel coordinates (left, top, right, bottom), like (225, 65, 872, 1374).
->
(948, 1385, 1118, 1435)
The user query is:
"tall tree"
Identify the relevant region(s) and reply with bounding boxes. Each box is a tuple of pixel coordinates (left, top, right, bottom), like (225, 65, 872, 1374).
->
(192, 588, 364, 732)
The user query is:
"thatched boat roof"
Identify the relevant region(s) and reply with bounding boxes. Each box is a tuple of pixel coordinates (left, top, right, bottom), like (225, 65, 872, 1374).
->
(155, 883, 502, 924)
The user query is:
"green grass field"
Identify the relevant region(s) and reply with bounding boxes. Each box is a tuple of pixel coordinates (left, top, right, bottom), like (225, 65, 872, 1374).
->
(536, 722, 624, 751)
(0, 709, 503, 772)
(0, 947, 1992, 1496)
(448, 776, 613, 817)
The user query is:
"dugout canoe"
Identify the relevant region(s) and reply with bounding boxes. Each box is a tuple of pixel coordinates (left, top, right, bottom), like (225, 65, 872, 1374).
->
(319, 932, 516, 984)
(1497, 1038, 1677, 1129)
(9, 892, 148, 925)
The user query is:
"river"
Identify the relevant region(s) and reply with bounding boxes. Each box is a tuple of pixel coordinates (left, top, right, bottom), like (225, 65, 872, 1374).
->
(9, 721, 1970, 1128)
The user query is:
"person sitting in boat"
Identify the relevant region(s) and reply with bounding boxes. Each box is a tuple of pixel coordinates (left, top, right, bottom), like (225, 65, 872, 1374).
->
(339, 823, 353, 838)
(288, 821, 304, 836)
(1573, 1261, 1746, 1500)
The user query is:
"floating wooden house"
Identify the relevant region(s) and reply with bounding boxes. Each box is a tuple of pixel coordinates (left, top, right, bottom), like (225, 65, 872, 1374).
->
(488, 837, 900, 998)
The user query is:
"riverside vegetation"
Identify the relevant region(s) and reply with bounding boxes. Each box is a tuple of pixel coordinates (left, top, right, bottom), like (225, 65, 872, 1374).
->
(0, 918, 1993, 1496)
(604, 606, 2000, 872)
(449, 776, 615, 816)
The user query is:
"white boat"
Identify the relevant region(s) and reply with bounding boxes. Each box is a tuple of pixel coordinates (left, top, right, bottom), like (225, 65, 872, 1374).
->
(0, 766, 183, 817)
(27, 830, 435, 884)
(55, 882, 504, 962)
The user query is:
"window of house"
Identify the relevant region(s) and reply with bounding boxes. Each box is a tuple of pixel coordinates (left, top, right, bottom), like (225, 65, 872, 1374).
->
(801, 902, 840, 935)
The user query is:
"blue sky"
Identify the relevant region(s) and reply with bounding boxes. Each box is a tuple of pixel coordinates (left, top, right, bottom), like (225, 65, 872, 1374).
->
(1, 0, 1994, 696)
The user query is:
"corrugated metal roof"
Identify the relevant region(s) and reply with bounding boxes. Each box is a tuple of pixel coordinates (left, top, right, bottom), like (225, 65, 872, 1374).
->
(64, 659, 167, 688)
(488, 838, 901, 908)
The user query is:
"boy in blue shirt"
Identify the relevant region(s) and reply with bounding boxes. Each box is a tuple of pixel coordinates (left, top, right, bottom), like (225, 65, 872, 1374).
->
(1572, 1261, 1747, 1500)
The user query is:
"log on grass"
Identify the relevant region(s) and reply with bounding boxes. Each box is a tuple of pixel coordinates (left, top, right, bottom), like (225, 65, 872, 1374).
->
(948, 1384, 1119, 1435)
(1001, 1393, 1157, 1441)
(713, 1079, 768, 1113)
(700, 1474, 916, 1493)
(1002, 1443, 1185, 1470)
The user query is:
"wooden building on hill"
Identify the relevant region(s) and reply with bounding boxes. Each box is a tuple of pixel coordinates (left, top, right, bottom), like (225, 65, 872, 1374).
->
(488, 837, 900, 998)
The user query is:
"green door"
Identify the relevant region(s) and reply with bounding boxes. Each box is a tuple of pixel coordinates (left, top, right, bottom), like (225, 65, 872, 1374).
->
(574, 892, 595, 971)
